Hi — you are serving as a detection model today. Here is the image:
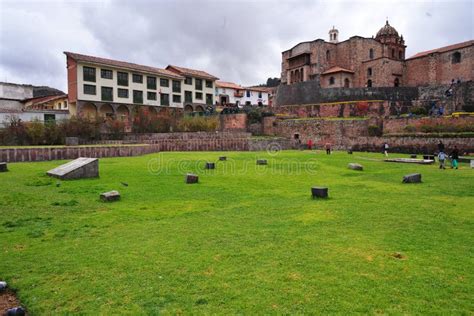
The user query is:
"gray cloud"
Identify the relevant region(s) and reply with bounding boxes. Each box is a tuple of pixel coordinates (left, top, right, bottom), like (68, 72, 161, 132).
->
(0, 0, 472, 91)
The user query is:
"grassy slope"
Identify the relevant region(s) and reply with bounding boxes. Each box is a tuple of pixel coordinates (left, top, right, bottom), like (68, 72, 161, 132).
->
(0, 151, 472, 314)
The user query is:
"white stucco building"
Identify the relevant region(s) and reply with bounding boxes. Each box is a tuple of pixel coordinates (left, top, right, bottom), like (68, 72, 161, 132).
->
(215, 81, 270, 107)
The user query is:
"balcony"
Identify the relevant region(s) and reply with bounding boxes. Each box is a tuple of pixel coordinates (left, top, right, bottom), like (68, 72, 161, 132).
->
(234, 90, 244, 98)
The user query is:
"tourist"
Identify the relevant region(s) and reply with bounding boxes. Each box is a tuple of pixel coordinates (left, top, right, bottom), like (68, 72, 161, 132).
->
(438, 105, 445, 116)
(438, 151, 447, 169)
(307, 139, 313, 150)
(383, 143, 389, 157)
(325, 142, 331, 155)
(450, 146, 459, 169)
(438, 141, 445, 153)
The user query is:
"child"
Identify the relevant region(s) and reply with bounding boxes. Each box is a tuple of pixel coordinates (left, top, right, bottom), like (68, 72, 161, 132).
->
(450, 146, 459, 169)
(438, 151, 447, 169)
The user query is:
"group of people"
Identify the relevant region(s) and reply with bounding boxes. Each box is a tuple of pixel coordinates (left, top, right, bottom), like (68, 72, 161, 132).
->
(437, 141, 460, 169)
(306, 139, 332, 154)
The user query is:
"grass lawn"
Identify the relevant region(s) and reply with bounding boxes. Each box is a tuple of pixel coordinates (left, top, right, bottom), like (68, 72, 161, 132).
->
(0, 151, 473, 314)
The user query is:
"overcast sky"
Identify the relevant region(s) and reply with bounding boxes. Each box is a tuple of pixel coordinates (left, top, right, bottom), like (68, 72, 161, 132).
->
(0, 0, 472, 91)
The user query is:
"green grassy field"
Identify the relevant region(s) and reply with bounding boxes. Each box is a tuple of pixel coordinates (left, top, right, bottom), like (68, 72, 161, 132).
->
(0, 151, 473, 314)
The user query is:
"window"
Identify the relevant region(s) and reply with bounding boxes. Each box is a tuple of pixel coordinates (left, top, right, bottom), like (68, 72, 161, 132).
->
(132, 74, 143, 83)
(83, 66, 96, 82)
(258, 91, 262, 98)
(205, 80, 213, 88)
(147, 91, 157, 100)
(185, 91, 192, 103)
(326, 50, 330, 61)
(160, 93, 169, 106)
(44, 114, 56, 122)
(117, 72, 129, 86)
(344, 78, 350, 88)
(83, 84, 96, 95)
(246, 90, 250, 97)
(367, 79, 372, 87)
(369, 48, 374, 59)
(101, 69, 113, 79)
(195, 78, 203, 90)
(172, 94, 181, 103)
(172, 80, 181, 93)
(399, 51, 403, 60)
(367, 68, 372, 76)
(206, 93, 213, 105)
(118, 88, 129, 98)
(394, 78, 400, 87)
(147, 76, 157, 89)
(185, 77, 193, 85)
(452, 52, 461, 64)
(133, 90, 143, 104)
(195, 92, 203, 100)
(101, 87, 113, 101)
(329, 77, 335, 85)
(160, 78, 169, 87)
(391, 49, 395, 58)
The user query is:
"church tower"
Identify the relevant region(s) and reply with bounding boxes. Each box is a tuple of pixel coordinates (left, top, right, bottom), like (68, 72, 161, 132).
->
(329, 26, 339, 43)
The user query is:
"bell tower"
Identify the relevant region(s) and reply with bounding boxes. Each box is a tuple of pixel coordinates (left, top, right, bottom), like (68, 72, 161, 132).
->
(329, 26, 339, 43)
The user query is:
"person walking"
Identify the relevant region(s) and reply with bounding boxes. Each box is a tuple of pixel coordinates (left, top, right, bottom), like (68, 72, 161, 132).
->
(325, 142, 331, 155)
(307, 139, 313, 150)
(438, 151, 447, 169)
(450, 146, 459, 169)
(383, 143, 389, 157)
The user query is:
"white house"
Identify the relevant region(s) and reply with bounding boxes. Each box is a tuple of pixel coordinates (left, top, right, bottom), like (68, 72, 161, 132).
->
(215, 81, 270, 107)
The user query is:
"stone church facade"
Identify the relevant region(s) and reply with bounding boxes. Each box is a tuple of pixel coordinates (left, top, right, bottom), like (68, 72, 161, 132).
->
(281, 21, 473, 88)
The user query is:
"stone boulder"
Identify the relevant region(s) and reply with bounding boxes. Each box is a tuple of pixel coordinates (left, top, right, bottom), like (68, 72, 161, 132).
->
(0, 162, 8, 172)
(100, 190, 120, 202)
(311, 187, 328, 198)
(219, 156, 227, 161)
(185, 173, 199, 184)
(205, 162, 215, 169)
(65, 137, 79, 146)
(348, 163, 363, 171)
(257, 159, 267, 165)
(402, 173, 422, 183)
(410, 154, 417, 158)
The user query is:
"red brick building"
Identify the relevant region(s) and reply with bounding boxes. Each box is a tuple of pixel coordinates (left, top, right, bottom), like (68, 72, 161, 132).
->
(281, 21, 473, 88)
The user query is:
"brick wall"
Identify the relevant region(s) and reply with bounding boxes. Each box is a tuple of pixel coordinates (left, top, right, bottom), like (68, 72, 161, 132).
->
(219, 114, 247, 132)
(383, 116, 474, 134)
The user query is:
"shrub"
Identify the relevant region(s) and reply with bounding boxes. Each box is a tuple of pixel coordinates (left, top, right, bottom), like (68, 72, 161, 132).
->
(404, 125, 417, 133)
(410, 106, 428, 116)
(368, 125, 382, 136)
(26, 120, 45, 145)
(105, 119, 126, 140)
(177, 116, 219, 132)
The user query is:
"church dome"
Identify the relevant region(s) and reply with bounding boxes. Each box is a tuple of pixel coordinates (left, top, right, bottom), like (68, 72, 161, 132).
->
(376, 20, 399, 38)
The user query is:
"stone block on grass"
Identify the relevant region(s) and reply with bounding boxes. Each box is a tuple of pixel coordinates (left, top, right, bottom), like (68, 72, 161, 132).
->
(257, 159, 267, 165)
(402, 173, 422, 183)
(311, 187, 328, 199)
(410, 154, 417, 158)
(205, 162, 215, 169)
(47, 157, 98, 180)
(185, 173, 198, 184)
(0, 162, 8, 172)
(100, 190, 120, 202)
(348, 163, 363, 171)
(219, 156, 227, 161)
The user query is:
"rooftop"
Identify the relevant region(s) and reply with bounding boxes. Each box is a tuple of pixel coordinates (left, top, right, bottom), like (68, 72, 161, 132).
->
(64, 52, 184, 80)
(407, 40, 474, 59)
(166, 65, 219, 81)
(321, 66, 355, 75)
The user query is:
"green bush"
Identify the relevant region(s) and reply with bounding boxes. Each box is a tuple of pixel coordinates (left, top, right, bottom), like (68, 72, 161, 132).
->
(410, 106, 428, 116)
(177, 116, 219, 132)
(368, 125, 382, 136)
(404, 125, 417, 133)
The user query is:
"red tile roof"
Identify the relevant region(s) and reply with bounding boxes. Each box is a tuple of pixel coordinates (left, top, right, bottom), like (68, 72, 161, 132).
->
(64, 52, 184, 79)
(216, 81, 242, 89)
(166, 65, 219, 80)
(24, 94, 67, 105)
(321, 66, 355, 75)
(407, 40, 474, 59)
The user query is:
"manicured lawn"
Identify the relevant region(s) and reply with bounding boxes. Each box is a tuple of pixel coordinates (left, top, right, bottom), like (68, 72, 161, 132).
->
(0, 151, 473, 314)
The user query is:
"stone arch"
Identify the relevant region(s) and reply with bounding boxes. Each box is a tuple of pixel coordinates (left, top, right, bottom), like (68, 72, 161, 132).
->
(116, 104, 130, 121)
(81, 102, 97, 118)
(295, 69, 300, 82)
(452, 51, 461, 64)
(99, 103, 114, 119)
(329, 76, 335, 85)
(367, 79, 372, 87)
(195, 105, 205, 112)
(184, 104, 193, 113)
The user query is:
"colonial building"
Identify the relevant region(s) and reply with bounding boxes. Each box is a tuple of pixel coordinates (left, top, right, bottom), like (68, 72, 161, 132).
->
(65, 52, 187, 119)
(215, 81, 270, 107)
(281, 21, 473, 88)
(24, 94, 68, 111)
(166, 65, 219, 113)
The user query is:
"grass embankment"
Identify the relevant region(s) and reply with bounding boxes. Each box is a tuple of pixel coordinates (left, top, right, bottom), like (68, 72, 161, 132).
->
(0, 151, 473, 314)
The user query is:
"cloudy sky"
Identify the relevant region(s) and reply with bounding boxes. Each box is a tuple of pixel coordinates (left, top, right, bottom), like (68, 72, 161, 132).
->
(0, 0, 472, 91)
